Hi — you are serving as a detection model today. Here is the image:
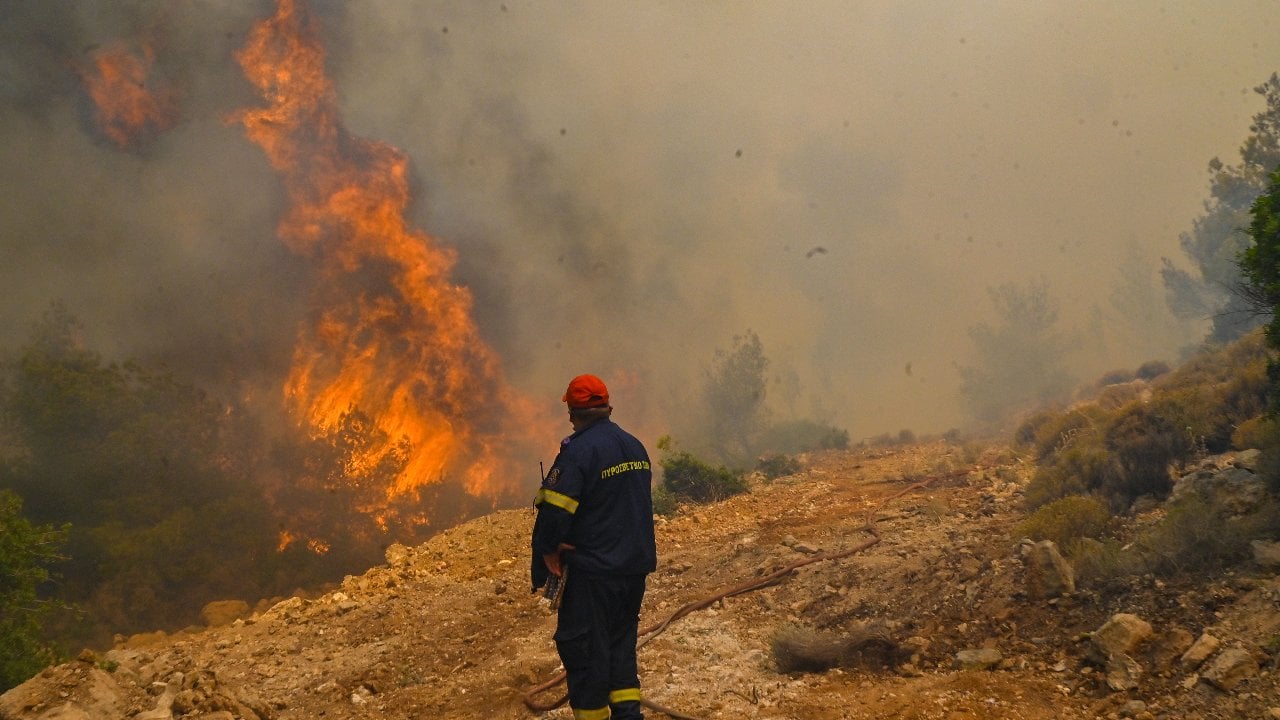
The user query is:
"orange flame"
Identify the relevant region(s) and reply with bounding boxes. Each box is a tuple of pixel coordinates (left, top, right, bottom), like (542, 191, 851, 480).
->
(80, 40, 177, 148)
(235, 0, 542, 516)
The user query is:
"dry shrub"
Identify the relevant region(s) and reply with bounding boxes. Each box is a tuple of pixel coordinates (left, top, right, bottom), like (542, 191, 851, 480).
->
(1094, 381, 1146, 411)
(756, 453, 801, 481)
(1135, 359, 1172, 381)
(1231, 415, 1270, 450)
(1131, 494, 1280, 576)
(1070, 537, 1142, 589)
(1023, 442, 1107, 510)
(771, 622, 901, 673)
(1017, 495, 1112, 548)
(1097, 405, 1188, 508)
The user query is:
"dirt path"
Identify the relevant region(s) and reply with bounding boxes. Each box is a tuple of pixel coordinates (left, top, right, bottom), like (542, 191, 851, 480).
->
(4, 441, 1277, 720)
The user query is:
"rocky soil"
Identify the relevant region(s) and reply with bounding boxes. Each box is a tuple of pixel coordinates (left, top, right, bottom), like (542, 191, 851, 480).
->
(3, 440, 1279, 720)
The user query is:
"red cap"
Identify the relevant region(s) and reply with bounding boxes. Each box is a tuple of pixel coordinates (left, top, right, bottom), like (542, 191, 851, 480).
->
(562, 374, 610, 409)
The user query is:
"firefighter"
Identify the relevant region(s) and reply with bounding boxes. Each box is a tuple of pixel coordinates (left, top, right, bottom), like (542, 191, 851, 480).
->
(531, 374, 657, 720)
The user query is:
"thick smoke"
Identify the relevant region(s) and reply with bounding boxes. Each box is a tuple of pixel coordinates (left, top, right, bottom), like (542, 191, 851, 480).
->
(1, 1, 1278, 453)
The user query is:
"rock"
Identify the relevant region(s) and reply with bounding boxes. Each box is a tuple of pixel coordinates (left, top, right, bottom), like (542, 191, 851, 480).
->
(1200, 644, 1259, 691)
(953, 648, 1002, 670)
(1232, 448, 1262, 472)
(1170, 465, 1266, 515)
(1252, 540, 1280, 569)
(1120, 699, 1148, 717)
(1179, 632, 1220, 671)
(1267, 707, 1280, 720)
(1024, 540, 1075, 599)
(0, 667, 128, 720)
(1091, 613, 1152, 660)
(384, 543, 412, 567)
(1149, 626, 1195, 670)
(201, 600, 250, 628)
(1105, 652, 1143, 691)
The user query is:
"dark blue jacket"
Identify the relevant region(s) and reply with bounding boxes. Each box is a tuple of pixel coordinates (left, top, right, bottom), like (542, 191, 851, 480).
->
(531, 418, 657, 591)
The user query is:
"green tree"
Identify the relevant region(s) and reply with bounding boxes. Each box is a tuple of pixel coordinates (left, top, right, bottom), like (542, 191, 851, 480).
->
(703, 330, 770, 465)
(959, 280, 1074, 425)
(1164, 74, 1280, 344)
(1240, 167, 1280, 411)
(0, 306, 280, 643)
(0, 489, 68, 691)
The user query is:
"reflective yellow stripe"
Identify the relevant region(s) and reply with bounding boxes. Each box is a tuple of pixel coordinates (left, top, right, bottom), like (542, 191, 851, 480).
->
(572, 706, 611, 720)
(535, 488, 579, 514)
(609, 688, 642, 704)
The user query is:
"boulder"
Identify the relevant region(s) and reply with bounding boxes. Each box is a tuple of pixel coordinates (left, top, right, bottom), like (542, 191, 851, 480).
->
(1231, 448, 1262, 472)
(1170, 464, 1266, 515)
(1149, 626, 1195, 670)
(1200, 645, 1259, 691)
(384, 543, 412, 567)
(1024, 540, 1075, 599)
(1251, 540, 1280, 569)
(0, 668, 127, 720)
(201, 600, 250, 628)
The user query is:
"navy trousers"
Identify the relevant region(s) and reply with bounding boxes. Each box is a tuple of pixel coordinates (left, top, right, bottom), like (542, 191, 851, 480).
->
(554, 571, 647, 719)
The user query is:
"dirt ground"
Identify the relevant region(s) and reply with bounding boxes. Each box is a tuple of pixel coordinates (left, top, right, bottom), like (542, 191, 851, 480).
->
(3, 441, 1278, 720)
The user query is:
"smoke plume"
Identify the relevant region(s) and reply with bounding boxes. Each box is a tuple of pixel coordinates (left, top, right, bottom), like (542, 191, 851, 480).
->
(2, 0, 1278, 464)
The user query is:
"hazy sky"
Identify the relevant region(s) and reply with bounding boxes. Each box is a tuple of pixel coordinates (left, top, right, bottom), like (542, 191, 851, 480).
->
(2, 0, 1278, 447)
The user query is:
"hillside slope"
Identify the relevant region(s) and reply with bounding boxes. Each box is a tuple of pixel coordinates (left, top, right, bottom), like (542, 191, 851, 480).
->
(3, 441, 1278, 720)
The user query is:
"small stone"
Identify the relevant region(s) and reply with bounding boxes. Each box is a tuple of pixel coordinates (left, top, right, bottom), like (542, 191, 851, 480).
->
(1180, 633, 1220, 671)
(1106, 652, 1143, 691)
(1120, 699, 1147, 717)
(954, 648, 1003, 670)
(1091, 614, 1152, 660)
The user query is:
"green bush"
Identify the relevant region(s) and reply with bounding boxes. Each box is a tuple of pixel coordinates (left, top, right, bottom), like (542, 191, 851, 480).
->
(756, 454, 801, 480)
(759, 420, 849, 454)
(0, 489, 69, 691)
(1016, 495, 1111, 548)
(656, 436, 748, 503)
(651, 484, 679, 517)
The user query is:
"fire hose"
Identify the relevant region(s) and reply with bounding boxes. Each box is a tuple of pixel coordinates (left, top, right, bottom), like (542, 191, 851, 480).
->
(522, 466, 975, 719)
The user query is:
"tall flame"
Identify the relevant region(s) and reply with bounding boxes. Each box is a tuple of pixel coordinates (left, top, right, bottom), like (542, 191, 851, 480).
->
(80, 40, 177, 148)
(235, 0, 541, 513)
